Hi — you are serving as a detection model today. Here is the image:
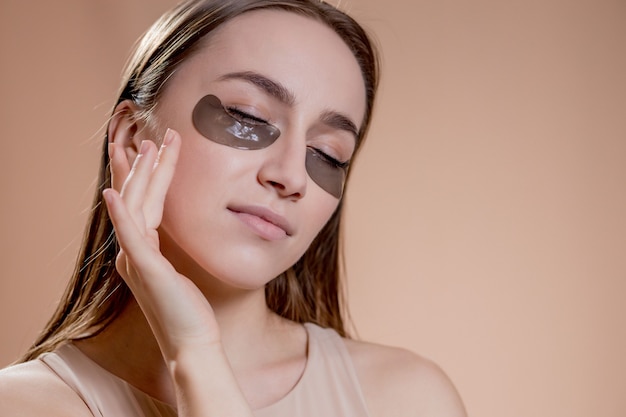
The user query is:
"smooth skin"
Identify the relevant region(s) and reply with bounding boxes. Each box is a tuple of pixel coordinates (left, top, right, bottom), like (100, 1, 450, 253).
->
(0, 10, 466, 417)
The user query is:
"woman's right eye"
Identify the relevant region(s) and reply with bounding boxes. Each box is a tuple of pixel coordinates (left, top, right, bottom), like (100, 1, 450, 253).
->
(225, 106, 268, 125)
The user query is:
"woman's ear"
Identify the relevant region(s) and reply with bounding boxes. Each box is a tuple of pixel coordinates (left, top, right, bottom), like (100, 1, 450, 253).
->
(108, 99, 145, 164)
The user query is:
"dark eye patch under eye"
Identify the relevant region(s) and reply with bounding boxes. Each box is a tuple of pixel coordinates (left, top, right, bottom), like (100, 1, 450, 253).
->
(191, 94, 347, 199)
(192, 94, 280, 150)
(305, 149, 347, 199)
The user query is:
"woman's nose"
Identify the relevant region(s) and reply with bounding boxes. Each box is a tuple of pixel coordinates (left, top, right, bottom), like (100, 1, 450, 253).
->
(257, 134, 308, 199)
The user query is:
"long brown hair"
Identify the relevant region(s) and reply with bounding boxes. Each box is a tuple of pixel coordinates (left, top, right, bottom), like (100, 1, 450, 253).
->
(21, 0, 379, 362)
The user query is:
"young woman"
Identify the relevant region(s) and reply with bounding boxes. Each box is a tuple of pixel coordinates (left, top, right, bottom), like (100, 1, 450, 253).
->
(0, 1, 466, 416)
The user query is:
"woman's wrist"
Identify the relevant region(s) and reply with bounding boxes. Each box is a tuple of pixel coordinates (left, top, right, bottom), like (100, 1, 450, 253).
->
(169, 343, 253, 417)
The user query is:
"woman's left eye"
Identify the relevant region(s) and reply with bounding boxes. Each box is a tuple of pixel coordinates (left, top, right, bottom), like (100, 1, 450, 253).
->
(308, 147, 349, 170)
(225, 106, 268, 125)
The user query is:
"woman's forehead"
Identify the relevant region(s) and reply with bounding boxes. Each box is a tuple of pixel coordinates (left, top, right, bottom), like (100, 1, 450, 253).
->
(165, 9, 367, 124)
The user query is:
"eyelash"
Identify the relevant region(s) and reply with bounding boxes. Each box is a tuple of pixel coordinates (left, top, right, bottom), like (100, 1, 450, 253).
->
(309, 147, 349, 170)
(225, 105, 349, 170)
(225, 106, 269, 124)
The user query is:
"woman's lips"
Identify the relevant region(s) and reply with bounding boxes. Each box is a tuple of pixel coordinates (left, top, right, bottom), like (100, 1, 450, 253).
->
(228, 205, 292, 241)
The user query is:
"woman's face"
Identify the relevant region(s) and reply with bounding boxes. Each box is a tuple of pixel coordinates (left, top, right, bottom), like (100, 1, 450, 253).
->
(147, 10, 366, 289)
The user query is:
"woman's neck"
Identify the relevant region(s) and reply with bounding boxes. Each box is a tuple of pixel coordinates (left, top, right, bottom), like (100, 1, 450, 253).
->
(73, 285, 307, 407)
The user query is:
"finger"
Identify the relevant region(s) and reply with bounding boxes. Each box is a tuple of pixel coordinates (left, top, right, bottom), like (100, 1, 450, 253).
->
(103, 188, 173, 282)
(121, 140, 159, 215)
(105, 187, 195, 329)
(109, 142, 131, 193)
(143, 129, 181, 229)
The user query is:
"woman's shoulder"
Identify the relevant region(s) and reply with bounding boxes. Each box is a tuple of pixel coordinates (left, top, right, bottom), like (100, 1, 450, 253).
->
(343, 337, 467, 417)
(0, 359, 91, 417)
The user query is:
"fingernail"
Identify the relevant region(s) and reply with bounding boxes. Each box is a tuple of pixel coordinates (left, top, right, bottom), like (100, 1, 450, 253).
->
(140, 140, 150, 154)
(163, 128, 174, 146)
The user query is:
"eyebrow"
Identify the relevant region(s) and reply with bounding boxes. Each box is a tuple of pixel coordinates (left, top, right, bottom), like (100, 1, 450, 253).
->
(320, 110, 359, 140)
(218, 71, 295, 106)
(218, 70, 359, 139)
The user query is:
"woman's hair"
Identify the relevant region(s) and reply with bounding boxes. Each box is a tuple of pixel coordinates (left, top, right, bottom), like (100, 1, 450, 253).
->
(20, 0, 379, 362)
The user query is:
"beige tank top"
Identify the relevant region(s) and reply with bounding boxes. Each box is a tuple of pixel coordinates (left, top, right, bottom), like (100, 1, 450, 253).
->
(38, 323, 371, 416)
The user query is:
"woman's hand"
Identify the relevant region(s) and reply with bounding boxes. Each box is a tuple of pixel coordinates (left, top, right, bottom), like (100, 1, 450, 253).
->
(103, 129, 252, 416)
(105, 129, 219, 356)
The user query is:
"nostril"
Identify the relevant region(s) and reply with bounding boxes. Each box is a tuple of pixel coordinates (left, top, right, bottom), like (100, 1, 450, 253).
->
(269, 180, 285, 190)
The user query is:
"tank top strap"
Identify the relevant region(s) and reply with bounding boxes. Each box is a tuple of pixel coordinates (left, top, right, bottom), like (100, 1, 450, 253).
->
(254, 323, 371, 417)
(39, 343, 175, 417)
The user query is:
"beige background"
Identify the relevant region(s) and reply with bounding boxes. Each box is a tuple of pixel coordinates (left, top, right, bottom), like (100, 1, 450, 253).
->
(1, 1, 624, 416)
